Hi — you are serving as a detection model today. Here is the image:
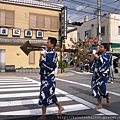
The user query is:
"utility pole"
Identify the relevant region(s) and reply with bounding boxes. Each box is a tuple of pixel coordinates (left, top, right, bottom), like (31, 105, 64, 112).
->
(97, 0, 101, 44)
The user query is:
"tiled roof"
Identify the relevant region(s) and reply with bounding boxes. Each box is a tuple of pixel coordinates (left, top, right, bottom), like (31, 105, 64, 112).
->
(0, 0, 64, 10)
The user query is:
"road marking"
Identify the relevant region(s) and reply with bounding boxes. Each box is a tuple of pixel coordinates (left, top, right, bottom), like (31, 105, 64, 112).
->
(0, 87, 39, 92)
(0, 104, 89, 115)
(0, 82, 35, 85)
(0, 91, 60, 99)
(0, 77, 118, 116)
(56, 78, 120, 97)
(56, 78, 91, 88)
(55, 88, 118, 115)
(68, 69, 93, 75)
(0, 78, 25, 80)
(0, 84, 39, 88)
(33, 77, 118, 115)
(0, 80, 33, 83)
(0, 97, 72, 107)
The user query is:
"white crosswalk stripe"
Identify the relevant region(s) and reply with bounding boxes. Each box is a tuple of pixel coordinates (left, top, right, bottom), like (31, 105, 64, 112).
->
(0, 77, 91, 117)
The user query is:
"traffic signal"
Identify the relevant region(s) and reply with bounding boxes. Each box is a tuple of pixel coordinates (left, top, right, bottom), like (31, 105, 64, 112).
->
(72, 22, 83, 26)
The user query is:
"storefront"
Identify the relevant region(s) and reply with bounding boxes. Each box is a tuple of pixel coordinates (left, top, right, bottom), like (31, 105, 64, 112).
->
(111, 43, 120, 68)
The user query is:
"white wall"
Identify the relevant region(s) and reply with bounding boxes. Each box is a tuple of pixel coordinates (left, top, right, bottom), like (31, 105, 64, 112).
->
(65, 27, 77, 49)
(110, 13, 120, 43)
(77, 13, 120, 44)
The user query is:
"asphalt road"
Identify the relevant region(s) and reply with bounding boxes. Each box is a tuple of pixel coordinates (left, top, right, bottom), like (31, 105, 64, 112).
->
(0, 69, 120, 120)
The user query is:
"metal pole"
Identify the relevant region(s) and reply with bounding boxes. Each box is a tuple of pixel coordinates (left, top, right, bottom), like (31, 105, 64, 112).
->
(97, 0, 101, 44)
(60, 39, 63, 73)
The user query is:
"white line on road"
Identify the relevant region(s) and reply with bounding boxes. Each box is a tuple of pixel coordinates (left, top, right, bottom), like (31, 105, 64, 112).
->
(31, 77, 118, 115)
(0, 82, 35, 85)
(0, 84, 39, 88)
(0, 91, 59, 99)
(0, 77, 118, 116)
(0, 97, 72, 107)
(68, 70, 93, 75)
(0, 104, 89, 115)
(55, 88, 118, 115)
(56, 78, 120, 97)
(0, 87, 39, 92)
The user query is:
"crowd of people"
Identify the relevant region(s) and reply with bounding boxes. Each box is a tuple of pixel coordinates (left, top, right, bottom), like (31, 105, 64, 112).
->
(37, 37, 118, 119)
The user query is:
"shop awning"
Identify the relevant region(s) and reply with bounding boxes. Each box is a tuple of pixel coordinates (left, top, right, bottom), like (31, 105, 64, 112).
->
(111, 43, 120, 48)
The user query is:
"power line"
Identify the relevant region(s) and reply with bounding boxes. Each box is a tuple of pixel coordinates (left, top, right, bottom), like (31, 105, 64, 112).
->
(67, 7, 120, 22)
(64, 0, 120, 15)
(62, 0, 120, 22)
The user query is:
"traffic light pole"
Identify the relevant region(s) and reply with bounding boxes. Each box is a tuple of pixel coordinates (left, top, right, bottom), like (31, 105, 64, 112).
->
(97, 0, 101, 45)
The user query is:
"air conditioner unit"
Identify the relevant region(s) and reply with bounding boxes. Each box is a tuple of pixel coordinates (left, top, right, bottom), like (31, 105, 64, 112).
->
(36, 31, 44, 38)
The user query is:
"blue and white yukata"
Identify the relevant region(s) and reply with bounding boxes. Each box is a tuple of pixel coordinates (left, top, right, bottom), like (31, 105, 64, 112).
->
(91, 52, 110, 98)
(39, 48, 58, 106)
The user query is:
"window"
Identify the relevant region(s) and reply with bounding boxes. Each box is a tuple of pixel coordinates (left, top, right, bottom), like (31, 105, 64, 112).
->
(85, 30, 91, 38)
(29, 13, 59, 31)
(37, 15, 44, 29)
(29, 51, 35, 64)
(0, 10, 14, 26)
(118, 26, 120, 34)
(97, 26, 105, 36)
(101, 26, 105, 36)
(30, 14, 36, 28)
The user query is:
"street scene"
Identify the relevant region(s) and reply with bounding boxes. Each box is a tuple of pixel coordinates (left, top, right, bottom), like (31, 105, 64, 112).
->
(0, 0, 120, 120)
(0, 68, 120, 120)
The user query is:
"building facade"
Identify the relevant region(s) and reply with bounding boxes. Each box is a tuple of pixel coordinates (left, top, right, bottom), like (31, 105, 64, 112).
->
(0, 0, 64, 72)
(77, 13, 120, 52)
(77, 13, 120, 66)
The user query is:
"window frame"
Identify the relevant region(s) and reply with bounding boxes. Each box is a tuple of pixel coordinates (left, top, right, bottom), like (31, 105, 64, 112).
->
(29, 13, 59, 31)
(0, 9, 15, 27)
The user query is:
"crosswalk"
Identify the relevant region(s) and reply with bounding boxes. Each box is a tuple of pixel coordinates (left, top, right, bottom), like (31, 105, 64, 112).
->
(1, 77, 118, 120)
(0, 77, 92, 120)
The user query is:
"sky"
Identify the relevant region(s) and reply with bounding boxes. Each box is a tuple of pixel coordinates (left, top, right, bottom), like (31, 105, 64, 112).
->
(49, 0, 120, 22)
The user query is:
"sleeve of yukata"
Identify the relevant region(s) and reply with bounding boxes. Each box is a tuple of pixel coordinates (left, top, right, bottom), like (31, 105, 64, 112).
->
(98, 54, 110, 75)
(40, 51, 57, 72)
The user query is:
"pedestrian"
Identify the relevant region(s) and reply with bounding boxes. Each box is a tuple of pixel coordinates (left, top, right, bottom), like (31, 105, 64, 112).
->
(38, 37, 64, 120)
(113, 58, 118, 73)
(91, 43, 111, 110)
(108, 53, 115, 82)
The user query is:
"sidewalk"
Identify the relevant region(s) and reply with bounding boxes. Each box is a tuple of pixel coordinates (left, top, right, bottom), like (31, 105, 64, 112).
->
(66, 66, 120, 79)
(0, 68, 120, 79)
(0, 72, 40, 78)
(0, 71, 68, 78)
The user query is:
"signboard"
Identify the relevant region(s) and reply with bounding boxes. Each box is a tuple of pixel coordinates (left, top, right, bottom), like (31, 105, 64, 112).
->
(24, 30, 32, 37)
(36, 31, 44, 38)
(0, 28, 8, 36)
(61, 6, 67, 39)
(12, 29, 21, 36)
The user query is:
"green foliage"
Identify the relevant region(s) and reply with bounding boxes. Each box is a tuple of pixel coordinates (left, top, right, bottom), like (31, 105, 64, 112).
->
(58, 60, 67, 70)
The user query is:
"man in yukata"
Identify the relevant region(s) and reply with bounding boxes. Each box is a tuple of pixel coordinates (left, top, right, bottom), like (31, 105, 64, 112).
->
(38, 37, 64, 119)
(91, 43, 111, 110)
